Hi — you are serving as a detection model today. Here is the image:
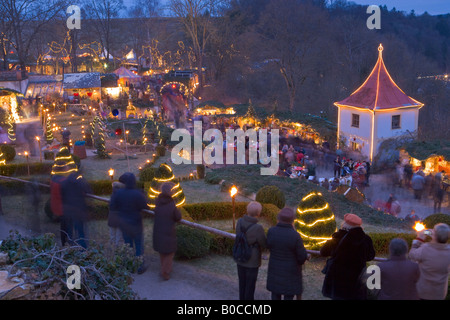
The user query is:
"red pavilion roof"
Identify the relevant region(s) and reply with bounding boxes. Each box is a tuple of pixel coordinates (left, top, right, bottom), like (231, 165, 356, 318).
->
(335, 44, 424, 111)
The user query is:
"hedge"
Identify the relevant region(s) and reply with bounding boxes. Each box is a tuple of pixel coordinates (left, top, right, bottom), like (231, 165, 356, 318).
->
(0, 162, 53, 176)
(182, 201, 279, 223)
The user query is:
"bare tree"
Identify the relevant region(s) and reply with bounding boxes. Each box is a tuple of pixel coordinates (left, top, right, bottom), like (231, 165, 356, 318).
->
(83, 0, 125, 69)
(258, 0, 327, 112)
(167, 0, 222, 88)
(0, 0, 68, 76)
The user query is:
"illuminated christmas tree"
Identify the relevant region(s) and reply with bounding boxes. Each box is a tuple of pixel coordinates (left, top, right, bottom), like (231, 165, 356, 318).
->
(7, 113, 16, 142)
(294, 191, 336, 249)
(45, 115, 54, 144)
(0, 149, 6, 166)
(51, 147, 78, 176)
(148, 163, 186, 209)
(94, 118, 109, 159)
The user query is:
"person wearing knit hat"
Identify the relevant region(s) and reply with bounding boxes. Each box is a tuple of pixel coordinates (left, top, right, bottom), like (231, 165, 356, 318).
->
(266, 207, 308, 300)
(320, 212, 375, 300)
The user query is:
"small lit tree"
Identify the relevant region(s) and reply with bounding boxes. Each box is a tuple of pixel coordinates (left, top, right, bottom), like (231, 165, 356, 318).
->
(45, 115, 54, 145)
(148, 163, 185, 209)
(294, 191, 336, 249)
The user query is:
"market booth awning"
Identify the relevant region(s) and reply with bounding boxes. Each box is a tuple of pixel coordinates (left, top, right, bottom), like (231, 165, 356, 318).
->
(402, 140, 450, 174)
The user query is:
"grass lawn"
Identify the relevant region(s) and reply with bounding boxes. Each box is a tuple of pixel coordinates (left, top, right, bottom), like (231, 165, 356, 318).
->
(0, 114, 415, 300)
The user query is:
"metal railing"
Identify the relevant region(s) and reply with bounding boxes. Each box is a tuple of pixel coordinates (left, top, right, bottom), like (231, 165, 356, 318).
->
(0, 175, 387, 262)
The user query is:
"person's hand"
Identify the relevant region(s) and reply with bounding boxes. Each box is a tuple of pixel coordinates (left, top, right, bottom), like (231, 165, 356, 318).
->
(416, 229, 427, 241)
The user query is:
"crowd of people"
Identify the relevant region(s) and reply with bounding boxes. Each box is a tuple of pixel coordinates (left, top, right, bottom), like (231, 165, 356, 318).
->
(50, 168, 449, 300)
(235, 202, 450, 300)
(54, 171, 181, 279)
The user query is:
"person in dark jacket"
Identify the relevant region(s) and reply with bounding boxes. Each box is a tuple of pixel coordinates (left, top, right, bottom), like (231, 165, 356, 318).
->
(110, 172, 148, 264)
(377, 238, 420, 300)
(320, 213, 375, 300)
(266, 208, 308, 300)
(108, 181, 125, 247)
(153, 182, 182, 280)
(60, 172, 92, 249)
(235, 201, 267, 300)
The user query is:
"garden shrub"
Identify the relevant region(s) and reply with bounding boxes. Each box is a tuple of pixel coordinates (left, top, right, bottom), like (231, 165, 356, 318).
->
(44, 150, 55, 160)
(139, 166, 157, 182)
(255, 185, 286, 209)
(196, 164, 205, 179)
(156, 145, 166, 156)
(176, 224, 211, 259)
(0, 162, 53, 176)
(423, 213, 450, 229)
(367, 233, 416, 256)
(0, 144, 16, 162)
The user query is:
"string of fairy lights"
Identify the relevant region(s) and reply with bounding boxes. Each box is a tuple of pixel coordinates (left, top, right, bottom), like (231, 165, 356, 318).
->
(147, 163, 186, 209)
(294, 191, 337, 248)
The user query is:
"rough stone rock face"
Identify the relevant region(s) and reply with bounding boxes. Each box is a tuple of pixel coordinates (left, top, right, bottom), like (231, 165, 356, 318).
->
(0, 270, 31, 300)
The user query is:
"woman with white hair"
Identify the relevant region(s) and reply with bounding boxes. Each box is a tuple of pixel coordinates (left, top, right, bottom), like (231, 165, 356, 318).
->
(409, 223, 450, 300)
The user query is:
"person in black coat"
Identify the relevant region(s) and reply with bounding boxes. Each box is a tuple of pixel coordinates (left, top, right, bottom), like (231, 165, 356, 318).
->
(266, 208, 308, 300)
(153, 182, 182, 280)
(320, 213, 375, 300)
(110, 172, 148, 273)
(60, 172, 92, 249)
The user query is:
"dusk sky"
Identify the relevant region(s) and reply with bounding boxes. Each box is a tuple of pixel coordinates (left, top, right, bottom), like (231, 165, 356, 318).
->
(350, 0, 450, 15)
(122, 0, 450, 16)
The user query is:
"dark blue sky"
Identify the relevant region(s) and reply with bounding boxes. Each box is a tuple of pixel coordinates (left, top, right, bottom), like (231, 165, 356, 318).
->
(350, 0, 450, 15)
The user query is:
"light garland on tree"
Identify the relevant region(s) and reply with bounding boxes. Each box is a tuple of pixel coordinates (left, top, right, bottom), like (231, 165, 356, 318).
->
(147, 163, 186, 209)
(7, 113, 16, 142)
(0, 150, 6, 166)
(45, 115, 54, 144)
(294, 191, 336, 249)
(51, 147, 78, 176)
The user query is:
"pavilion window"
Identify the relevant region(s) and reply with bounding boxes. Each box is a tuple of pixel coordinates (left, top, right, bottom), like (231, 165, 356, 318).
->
(351, 114, 360, 128)
(392, 115, 401, 129)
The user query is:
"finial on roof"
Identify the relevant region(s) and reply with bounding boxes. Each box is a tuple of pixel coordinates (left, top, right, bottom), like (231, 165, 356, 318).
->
(378, 43, 383, 56)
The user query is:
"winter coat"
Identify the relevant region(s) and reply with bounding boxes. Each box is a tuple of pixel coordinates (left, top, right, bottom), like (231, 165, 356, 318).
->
(320, 227, 375, 300)
(153, 193, 182, 254)
(235, 215, 267, 268)
(108, 181, 125, 228)
(109, 173, 148, 238)
(377, 255, 420, 300)
(409, 241, 450, 300)
(411, 174, 425, 191)
(60, 172, 91, 223)
(266, 223, 307, 296)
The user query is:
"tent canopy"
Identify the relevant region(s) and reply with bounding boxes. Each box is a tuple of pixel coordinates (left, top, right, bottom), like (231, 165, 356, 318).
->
(113, 66, 141, 79)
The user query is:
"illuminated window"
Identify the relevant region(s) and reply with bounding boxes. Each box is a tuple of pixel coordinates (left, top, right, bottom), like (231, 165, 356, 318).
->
(351, 114, 360, 128)
(392, 115, 401, 129)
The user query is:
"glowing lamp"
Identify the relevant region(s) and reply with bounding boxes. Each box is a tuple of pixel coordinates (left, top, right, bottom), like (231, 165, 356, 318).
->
(108, 168, 114, 181)
(414, 222, 425, 232)
(230, 186, 238, 198)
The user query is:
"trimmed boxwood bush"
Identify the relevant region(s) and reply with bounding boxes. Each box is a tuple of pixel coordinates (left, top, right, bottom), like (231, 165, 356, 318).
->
(175, 224, 211, 259)
(0, 162, 53, 176)
(196, 164, 205, 179)
(155, 145, 166, 156)
(0, 144, 16, 162)
(423, 213, 450, 229)
(183, 201, 279, 223)
(367, 232, 416, 256)
(139, 166, 157, 182)
(255, 185, 286, 209)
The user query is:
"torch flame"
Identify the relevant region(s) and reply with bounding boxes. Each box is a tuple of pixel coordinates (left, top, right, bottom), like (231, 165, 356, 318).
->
(230, 186, 238, 198)
(108, 168, 114, 177)
(414, 222, 425, 232)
